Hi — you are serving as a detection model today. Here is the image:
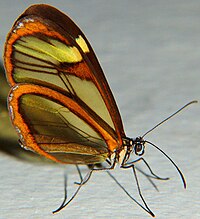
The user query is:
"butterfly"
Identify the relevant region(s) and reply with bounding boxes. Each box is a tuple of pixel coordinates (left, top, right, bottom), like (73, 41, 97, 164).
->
(4, 4, 195, 217)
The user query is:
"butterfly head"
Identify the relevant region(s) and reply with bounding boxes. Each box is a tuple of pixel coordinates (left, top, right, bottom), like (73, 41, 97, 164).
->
(118, 137, 145, 166)
(132, 136, 145, 156)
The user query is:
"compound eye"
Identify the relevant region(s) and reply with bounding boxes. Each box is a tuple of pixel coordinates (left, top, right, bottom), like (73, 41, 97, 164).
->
(135, 143, 145, 156)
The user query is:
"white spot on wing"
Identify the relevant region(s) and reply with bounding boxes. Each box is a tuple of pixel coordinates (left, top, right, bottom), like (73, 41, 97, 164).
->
(13, 18, 35, 33)
(15, 126, 24, 142)
(9, 105, 14, 120)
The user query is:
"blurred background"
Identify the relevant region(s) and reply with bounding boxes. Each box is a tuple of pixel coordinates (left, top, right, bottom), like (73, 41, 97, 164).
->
(0, 1, 199, 219)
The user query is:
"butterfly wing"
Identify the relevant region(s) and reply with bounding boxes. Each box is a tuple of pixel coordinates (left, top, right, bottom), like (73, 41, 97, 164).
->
(4, 4, 125, 163)
(8, 84, 112, 164)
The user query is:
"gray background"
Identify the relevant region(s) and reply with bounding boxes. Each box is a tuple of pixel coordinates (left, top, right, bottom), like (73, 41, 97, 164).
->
(0, 1, 199, 219)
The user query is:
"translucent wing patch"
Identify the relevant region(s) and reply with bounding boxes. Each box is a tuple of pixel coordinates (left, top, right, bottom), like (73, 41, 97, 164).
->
(8, 84, 114, 164)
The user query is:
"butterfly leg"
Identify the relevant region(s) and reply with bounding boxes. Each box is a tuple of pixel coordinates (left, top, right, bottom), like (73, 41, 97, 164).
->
(74, 164, 94, 185)
(125, 157, 169, 181)
(121, 164, 155, 217)
(53, 167, 94, 214)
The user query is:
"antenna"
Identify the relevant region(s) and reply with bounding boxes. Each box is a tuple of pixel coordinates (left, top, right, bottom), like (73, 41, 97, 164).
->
(145, 140, 186, 188)
(142, 100, 197, 138)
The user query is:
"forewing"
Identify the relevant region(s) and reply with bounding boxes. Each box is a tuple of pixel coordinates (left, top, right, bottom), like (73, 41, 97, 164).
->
(4, 4, 125, 149)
